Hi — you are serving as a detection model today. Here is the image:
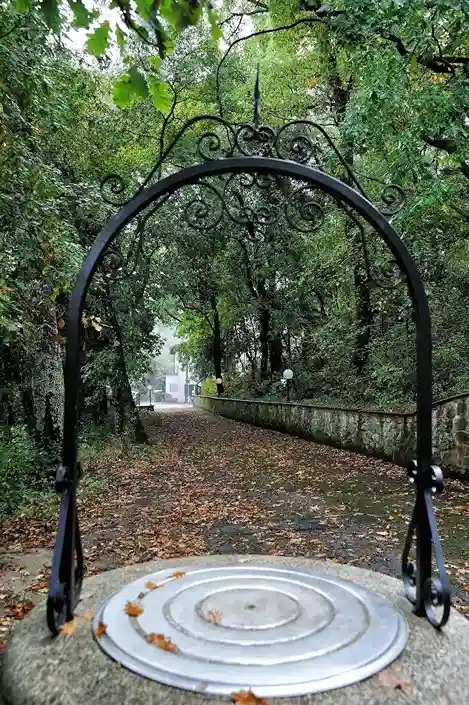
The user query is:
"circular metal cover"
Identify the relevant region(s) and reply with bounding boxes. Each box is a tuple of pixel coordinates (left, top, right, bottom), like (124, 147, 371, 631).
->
(92, 563, 408, 697)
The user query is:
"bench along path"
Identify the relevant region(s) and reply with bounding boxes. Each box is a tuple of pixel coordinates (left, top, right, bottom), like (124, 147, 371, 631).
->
(1, 406, 468, 656)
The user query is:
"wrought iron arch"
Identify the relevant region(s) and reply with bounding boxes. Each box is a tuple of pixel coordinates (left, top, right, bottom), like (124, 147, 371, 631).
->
(47, 156, 451, 637)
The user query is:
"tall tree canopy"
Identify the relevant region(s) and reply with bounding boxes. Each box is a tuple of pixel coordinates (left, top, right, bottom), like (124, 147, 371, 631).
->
(1, 0, 469, 512)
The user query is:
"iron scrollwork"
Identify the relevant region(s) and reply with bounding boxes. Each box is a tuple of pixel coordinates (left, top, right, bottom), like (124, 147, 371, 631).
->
(402, 460, 451, 628)
(378, 184, 406, 217)
(46, 72, 451, 638)
(47, 463, 84, 634)
(179, 171, 326, 235)
(99, 113, 407, 221)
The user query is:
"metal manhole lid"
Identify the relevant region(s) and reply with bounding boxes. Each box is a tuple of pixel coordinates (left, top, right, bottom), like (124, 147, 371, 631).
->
(93, 562, 408, 697)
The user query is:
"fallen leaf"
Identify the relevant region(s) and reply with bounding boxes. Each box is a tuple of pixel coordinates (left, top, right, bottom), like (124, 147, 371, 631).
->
(378, 671, 412, 695)
(26, 580, 49, 591)
(137, 591, 146, 600)
(169, 571, 185, 579)
(124, 601, 144, 617)
(144, 581, 164, 591)
(146, 632, 179, 653)
(232, 689, 269, 705)
(205, 609, 223, 624)
(5, 602, 35, 620)
(60, 618, 77, 636)
(79, 611, 94, 622)
(95, 622, 107, 638)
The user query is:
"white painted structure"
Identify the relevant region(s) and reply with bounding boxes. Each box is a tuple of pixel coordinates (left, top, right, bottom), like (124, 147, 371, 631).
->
(134, 326, 196, 406)
(165, 364, 188, 403)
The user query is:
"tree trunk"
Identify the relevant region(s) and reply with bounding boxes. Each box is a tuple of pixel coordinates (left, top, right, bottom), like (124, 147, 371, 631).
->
(330, 75, 374, 378)
(259, 307, 270, 379)
(352, 265, 372, 376)
(105, 288, 147, 444)
(211, 295, 224, 396)
(269, 333, 283, 374)
(30, 306, 64, 463)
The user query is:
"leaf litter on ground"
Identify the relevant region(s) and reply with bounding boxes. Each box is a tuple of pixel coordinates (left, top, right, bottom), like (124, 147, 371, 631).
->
(1, 408, 468, 653)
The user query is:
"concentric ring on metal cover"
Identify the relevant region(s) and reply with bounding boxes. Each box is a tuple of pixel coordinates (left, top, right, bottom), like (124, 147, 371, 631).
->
(92, 562, 408, 697)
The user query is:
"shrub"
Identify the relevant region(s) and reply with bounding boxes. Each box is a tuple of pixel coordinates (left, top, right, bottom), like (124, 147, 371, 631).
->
(0, 425, 47, 516)
(200, 378, 217, 396)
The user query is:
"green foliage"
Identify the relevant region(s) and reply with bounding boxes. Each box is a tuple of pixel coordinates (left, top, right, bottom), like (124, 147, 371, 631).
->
(0, 426, 47, 517)
(40, 0, 60, 31)
(69, 0, 95, 29)
(113, 66, 149, 108)
(201, 378, 217, 396)
(2, 0, 469, 524)
(86, 21, 111, 56)
(147, 76, 172, 111)
(4, 0, 222, 107)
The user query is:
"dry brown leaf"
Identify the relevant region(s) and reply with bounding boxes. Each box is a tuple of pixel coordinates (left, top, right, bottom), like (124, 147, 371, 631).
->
(455, 504, 469, 512)
(232, 689, 269, 705)
(169, 571, 185, 579)
(95, 622, 107, 638)
(205, 610, 223, 624)
(146, 632, 179, 653)
(145, 581, 164, 591)
(80, 611, 94, 622)
(124, 601, 144, 617)
(5, 602, 35, 620)
(378, 671, 412, 695)
(60, 618, 77, 636)
(27, 580, 49, 591)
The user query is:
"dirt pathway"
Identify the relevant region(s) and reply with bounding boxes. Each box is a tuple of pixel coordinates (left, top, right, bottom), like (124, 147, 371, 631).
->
(1, 407, 468, 651)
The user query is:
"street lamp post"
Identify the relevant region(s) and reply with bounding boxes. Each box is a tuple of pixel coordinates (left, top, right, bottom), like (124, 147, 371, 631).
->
(283, 368, 293, 402)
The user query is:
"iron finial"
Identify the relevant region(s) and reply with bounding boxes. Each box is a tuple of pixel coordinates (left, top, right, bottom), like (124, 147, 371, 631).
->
(253, 63, 261, 127)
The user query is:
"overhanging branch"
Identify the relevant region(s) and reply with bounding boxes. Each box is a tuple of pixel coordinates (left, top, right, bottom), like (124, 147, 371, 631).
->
(216, 18, 321, 116)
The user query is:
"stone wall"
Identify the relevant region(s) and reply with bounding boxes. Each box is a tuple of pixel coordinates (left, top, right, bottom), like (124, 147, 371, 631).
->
(195, 393, 469, 477)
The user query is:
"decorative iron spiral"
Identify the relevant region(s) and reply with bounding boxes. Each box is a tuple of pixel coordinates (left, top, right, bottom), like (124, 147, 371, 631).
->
(284, 185, 325, 232)
(100, 173, 129, 206)
(368, 259, 407, 290)
(402, 461, 451, 629)
(223, 172, 282, 227)
(235, 124, 275, 157)
(197, 131, 229, 162)
(183, 182, 224, 231)
(275, 122, 324, 165)
(378, 184, 406, 216)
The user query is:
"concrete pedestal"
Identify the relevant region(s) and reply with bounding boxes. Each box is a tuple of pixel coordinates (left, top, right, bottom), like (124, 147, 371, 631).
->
(2, 555, 469, 705)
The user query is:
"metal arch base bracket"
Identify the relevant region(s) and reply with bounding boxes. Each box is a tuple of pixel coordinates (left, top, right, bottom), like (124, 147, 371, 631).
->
(47, 464, 84, 635)
(402, 461, 451, 628)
